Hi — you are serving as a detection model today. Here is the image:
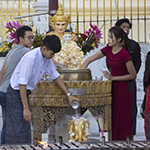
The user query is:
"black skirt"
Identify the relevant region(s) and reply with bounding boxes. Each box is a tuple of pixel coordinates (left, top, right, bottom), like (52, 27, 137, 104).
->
(5, 84, 31, 144)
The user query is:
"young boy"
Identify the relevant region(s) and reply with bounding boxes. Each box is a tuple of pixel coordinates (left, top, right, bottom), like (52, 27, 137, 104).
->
(5, 35, 79, 144)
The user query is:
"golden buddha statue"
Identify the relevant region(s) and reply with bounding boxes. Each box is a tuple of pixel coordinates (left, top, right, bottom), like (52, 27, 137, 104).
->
(48, 4, 84, 69)
(67, 117, 90, 142)
(48, 4, 70, 41)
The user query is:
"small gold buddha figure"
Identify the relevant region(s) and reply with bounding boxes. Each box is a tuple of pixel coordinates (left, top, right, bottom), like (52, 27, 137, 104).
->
(67, 117, 90, 142)
(54, 29, 84, 68)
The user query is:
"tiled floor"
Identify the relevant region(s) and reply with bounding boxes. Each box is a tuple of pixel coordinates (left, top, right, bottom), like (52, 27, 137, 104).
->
(0, 108, 146, 144)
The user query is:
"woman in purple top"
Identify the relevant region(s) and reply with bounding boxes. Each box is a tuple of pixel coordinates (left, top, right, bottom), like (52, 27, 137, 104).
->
(82, 26, 136, 140)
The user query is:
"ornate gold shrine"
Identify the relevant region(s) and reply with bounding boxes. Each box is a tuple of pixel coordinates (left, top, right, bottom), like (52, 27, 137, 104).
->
(29, 79, 112, 141)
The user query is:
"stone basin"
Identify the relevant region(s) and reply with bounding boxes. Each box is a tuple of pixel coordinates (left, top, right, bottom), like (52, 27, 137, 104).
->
(57, 68, 92, 81)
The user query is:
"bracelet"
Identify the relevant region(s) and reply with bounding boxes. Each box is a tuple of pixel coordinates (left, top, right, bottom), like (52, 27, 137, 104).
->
(67, 93, 71, 97)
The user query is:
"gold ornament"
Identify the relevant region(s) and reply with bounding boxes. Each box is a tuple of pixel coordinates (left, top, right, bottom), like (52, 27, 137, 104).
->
(67, 117, 90, 142)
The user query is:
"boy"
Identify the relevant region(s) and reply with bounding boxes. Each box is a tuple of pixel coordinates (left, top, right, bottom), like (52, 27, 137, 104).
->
(5, 35, 79, 144)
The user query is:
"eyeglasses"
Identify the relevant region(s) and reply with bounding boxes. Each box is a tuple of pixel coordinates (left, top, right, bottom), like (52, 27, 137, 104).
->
(24, 36, 34, 41)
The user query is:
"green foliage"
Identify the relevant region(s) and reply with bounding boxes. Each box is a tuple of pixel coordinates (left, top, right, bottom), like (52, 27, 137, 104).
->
(3, 41, 13, 50)
(33, 30, 43, 48)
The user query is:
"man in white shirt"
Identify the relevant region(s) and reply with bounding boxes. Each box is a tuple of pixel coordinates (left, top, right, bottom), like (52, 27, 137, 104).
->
(5, 35, 79, 144)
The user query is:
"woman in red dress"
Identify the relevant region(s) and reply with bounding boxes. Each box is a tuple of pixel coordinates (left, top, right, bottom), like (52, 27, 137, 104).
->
(143, 51, 150, 140)
(81, 26, 136, 140)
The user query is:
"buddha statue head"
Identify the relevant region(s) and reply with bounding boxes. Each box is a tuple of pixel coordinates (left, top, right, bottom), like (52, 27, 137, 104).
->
(62, 29, 72, 43)
(49, 4, 70, 36)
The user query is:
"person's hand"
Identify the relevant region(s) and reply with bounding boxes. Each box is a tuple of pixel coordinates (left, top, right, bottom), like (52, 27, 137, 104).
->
(23, 108, 31, 122)
(67, 95, 80, 105)
(81, 65, 86, 69)
(103, 71, 113, 80)
(61, 65, 67, 69)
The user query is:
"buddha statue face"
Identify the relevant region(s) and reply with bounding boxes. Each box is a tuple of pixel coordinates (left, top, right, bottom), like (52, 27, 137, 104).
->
(49, 4, 70, 36)
(63, 33, 72, 43)
(54, 22, 67, 35)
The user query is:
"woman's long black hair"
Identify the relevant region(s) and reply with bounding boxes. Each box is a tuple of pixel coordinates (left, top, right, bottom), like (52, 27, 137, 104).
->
(109, 26, 130, 52)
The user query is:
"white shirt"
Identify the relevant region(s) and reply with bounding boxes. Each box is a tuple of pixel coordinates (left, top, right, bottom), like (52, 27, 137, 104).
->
(10, 47, 60, 90)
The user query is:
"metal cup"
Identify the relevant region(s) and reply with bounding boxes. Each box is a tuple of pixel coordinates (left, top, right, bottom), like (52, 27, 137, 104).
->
(71, 101, 79, 109)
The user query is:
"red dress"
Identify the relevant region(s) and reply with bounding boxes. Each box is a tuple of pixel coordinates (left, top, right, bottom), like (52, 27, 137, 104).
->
(144, 84, 150, 140)
(101, 45, 133, 140)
